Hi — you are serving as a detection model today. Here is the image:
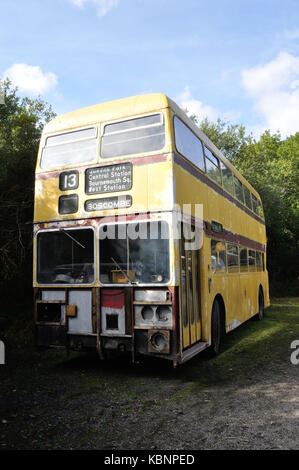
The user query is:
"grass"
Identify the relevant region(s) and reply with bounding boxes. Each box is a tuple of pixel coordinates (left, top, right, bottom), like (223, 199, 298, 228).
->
(1, 296, 299, 450)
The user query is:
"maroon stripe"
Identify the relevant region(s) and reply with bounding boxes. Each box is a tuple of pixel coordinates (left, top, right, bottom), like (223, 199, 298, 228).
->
(36, 153, 169, 180)
(174, 153, 265, 226)
(204, 221, 265, 252)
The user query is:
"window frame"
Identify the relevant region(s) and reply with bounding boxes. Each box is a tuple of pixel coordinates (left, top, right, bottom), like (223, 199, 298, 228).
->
(173, 115, 205, 172)
(204, 146, 222, 186)
(35, 226, 96, 286)
(234, 175, 245, 204)
(97, 217, 172, 287)
(40, 126, 98, 170)
(100, 111, 166, 159)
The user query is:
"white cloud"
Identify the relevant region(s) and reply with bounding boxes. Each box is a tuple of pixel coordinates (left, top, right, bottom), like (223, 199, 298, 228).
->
(175, 86, 239, 123)
(3, 63, 57, 95)
(241, 52, 299, 137)
(70, 0, 119, 17)
(175, 86, 219, 122)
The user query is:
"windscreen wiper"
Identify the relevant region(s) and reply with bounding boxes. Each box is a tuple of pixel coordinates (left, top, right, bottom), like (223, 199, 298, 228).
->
(59, 229, 86, 249)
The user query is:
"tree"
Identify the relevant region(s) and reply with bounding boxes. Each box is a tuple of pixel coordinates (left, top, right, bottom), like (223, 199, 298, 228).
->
(0, 80, 55, 305)
(185, 109, 298, 290)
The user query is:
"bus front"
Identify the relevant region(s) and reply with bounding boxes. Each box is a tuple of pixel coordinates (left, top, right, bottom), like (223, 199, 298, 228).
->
(33, 94, 180, 363)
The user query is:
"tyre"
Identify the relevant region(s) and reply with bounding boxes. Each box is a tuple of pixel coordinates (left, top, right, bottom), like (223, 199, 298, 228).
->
(210, 300, 221, 355)
(255, 289, 264, 321)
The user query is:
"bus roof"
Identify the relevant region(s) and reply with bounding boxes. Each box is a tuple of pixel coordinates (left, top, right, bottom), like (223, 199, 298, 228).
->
(43, 93, 170, 135)
(43, 93, 261, 200)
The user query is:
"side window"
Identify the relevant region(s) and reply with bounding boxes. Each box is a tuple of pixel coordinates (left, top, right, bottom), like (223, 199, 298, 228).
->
(256, 251, 262, 271)
(262, 253, 265, 271)
(243, 186, 252, 210)
(204, 147, 222, 186)
(227, 244, 239, 272)
(174, 117, 205, 171)
(220, 162, 234, 196)
(248, 249, 256, 271)
(234, 176, 244, 204)
(252, 194, 258, 214)
(239, 247, 248, 271)
(257, 200, 264, 219)
(211, 240, 226, 271)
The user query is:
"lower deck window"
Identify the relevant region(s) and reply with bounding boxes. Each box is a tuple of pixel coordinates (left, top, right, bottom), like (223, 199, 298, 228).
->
(99, 221, 170, 284)
(37, 228, 94, 284)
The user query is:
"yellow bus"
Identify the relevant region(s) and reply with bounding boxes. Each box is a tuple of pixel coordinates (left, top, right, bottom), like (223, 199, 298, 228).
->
(33, 93, 269, 365)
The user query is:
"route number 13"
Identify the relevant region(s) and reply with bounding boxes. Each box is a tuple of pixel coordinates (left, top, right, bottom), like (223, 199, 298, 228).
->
(59, 170, 79, 191)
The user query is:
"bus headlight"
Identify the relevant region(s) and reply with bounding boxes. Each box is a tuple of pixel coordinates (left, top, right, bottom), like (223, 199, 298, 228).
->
(134, 305, 173, 327)
(141, 306, 154, 321)
(156, 306, 171, 323)
(148, 330, 170, 354)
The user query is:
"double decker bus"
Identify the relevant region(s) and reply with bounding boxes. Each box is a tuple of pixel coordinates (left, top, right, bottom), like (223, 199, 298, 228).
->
(33, 93, 269, 366)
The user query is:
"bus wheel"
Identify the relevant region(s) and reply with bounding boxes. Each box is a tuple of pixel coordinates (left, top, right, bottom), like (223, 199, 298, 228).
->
(255, 289, 264, 321)
(210, 300, 221, 355)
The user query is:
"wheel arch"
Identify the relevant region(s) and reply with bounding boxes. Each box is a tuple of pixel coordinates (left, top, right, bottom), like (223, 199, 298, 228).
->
(213, 294, 226, 336)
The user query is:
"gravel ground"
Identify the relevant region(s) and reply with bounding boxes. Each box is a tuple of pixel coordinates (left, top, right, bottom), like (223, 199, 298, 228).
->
(0, 298, 298, 450)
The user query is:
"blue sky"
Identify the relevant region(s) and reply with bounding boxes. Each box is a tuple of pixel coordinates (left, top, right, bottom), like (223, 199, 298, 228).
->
(1, 0, 299, 137)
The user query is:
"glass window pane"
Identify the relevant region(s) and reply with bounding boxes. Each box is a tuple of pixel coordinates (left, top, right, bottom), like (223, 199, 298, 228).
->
(244, 186, 252, 209)
(46, 127, 96, 146)
(174, 117, 205, 171)
(180, 224, 188, 328)
(205, 156, 221, 185)
(227, 244, 239, 271)
(257, 200, 264, 218)
(187, 250, 194, 324)
(104, 114, 161, 134)
(239, 248, 248, 272)
(99, 221, 170, 284)
(256, 251, 262, 271)
(41, 132, 97, 169)
(220, 162, 234, 196)
(248, 250, 256, 270)
(37, 229, 94, 284)
(252, 194, 258, 214)
(101, 114, 165, 158)
(211, 240, 226, 271)
(193, 250, 200, 323)
(234, 176, 244, 204)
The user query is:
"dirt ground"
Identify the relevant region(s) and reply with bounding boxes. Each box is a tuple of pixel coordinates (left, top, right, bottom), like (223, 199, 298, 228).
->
(0, 298, 298, 450)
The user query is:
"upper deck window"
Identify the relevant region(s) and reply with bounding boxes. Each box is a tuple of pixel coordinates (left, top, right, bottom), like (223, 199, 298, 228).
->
(220, 162, 234, 196)
(243, 185, 252, 210)
(174, 117, 205, 171)
(204, 146, 222, 186)
(101, 113, 165, 158)
(41, 127, 97, 170)
(234, 176, 244, 204)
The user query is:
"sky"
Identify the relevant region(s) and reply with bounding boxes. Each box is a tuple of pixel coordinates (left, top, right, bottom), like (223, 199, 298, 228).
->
(1, 0, 299, 138)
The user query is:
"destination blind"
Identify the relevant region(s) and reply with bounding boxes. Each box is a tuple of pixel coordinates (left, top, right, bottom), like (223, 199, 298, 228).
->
(85, 162, 132, 194)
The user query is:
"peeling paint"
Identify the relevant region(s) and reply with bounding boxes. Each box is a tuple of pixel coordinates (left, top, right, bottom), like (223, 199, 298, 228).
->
(227, 319, 242, 332)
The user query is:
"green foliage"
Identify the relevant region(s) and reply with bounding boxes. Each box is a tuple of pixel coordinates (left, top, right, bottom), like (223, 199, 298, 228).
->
(186, 110, 299, 287)
(0, 80, 55, 304)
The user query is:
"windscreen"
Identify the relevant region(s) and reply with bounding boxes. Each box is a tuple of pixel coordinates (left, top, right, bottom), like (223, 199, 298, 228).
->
(37, 228, 94, 284)
(99, 221, 170, 284)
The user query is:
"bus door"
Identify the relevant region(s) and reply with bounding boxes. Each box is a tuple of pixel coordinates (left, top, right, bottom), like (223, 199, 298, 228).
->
(180, 224, 201, 348)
